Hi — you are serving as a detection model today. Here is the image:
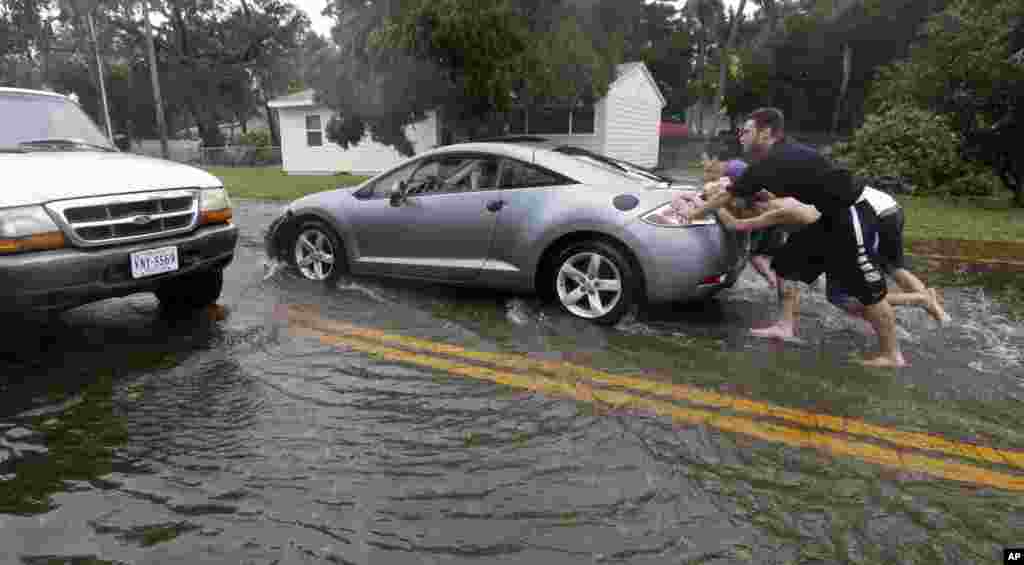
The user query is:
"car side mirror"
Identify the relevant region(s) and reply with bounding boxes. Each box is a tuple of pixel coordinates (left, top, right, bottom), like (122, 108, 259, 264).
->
(389, 181, 407, 207)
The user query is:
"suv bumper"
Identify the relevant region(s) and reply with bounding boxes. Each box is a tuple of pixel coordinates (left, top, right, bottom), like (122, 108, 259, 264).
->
(0, 223, 238, 313)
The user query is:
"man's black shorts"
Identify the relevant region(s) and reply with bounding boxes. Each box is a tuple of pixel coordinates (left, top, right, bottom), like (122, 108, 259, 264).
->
(771, 200, 888, 307)
(875, 207, 906, 273)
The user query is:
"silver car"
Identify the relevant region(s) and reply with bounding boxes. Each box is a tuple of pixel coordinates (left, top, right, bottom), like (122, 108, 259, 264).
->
(265, 140, 747, 324)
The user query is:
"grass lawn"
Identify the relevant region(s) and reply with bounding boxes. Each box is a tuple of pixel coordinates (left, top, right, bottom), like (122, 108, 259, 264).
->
(898, 195, 1024, 243)
(206, 166, 369, 201)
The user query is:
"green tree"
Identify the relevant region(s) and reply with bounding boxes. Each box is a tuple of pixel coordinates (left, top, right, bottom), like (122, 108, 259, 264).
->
(311, 0, 625, 155)
(869, 0, 1024, 204)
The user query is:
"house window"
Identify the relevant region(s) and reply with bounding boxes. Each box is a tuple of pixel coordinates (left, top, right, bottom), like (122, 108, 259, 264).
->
(305, 114, 323, 147)
(528, 107, 571, 135)
(507, 103, 595, 135)
(572, 103, 595, 134)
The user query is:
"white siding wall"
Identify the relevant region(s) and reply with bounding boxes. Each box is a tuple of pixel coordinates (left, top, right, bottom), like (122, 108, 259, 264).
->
(278, 107, 437, 175)
(539, 100, 607, 153)
(602, 70, 663, 167)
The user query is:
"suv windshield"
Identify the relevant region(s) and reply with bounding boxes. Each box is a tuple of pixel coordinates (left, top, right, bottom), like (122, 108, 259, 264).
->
(0, 92, 114, 151)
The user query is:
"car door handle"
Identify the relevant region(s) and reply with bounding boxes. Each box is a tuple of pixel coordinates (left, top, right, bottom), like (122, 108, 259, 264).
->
(486, 199, 505, 212)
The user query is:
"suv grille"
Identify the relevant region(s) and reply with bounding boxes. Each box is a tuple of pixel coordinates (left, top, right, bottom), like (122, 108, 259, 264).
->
(47, 190, 199, 247)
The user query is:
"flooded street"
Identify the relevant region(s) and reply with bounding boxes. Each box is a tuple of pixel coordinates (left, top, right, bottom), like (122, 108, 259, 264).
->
(2, 200, 1023, 564)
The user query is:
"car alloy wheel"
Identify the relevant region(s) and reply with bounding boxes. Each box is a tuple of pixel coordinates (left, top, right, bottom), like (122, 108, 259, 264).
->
(291, 221, 344, 283)
(553, 240, 634, 325)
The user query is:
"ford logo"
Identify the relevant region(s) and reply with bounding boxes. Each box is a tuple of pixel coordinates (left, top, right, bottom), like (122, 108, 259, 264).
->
(132, 215, 153, 225)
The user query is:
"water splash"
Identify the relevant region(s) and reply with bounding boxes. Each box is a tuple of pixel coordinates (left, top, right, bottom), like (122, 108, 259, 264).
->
(334, 280, 393, 305)
(505, 298, 534, 326)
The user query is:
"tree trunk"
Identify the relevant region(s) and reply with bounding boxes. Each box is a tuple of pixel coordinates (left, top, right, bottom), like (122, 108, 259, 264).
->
(142, 0, 170, 159)
(87, 12, 113, 140)
(715, 0, 747, 131)
(266, 103, 280, 146)
(831, 42, 852, 134)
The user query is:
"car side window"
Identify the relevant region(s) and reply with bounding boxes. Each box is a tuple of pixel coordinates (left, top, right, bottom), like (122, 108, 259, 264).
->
(437, 156, 501, 193)
(404, 154, 470, 196)
(499, 159, 575, 189)
(361, 160, 419, 198)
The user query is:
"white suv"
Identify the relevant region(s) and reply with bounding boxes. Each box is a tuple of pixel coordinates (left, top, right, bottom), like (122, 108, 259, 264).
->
(0, 87, 238, 318)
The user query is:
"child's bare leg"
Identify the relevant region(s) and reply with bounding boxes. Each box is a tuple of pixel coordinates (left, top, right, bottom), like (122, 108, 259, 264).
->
(749, 254, 776, 287)
(890, 269, 949, 323)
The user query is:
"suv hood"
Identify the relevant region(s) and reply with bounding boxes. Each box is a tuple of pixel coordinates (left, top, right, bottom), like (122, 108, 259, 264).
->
(2, 152, 223, 208)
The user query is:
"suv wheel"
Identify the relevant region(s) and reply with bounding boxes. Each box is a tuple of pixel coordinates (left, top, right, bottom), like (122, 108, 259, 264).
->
(156, 269, 224, 310)
(551, 240, 636, 325)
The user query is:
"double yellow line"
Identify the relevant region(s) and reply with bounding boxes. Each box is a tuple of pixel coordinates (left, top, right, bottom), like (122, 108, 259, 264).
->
(283, 304, 1024, 492)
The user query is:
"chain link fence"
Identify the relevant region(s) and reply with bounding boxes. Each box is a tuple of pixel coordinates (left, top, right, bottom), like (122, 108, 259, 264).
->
(195, 146, 282, 167)
(129, 140, 281, 167)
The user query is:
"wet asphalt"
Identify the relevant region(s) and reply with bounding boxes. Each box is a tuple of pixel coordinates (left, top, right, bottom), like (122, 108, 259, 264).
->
(1, 200, 1023, 564)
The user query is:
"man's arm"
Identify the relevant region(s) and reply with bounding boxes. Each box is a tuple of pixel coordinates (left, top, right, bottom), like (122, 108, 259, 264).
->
(685, 184, 735, 221)
(717, 197, 821, 232)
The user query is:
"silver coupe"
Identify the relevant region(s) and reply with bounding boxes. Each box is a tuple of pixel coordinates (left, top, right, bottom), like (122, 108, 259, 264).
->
(264, 139, 748, 324)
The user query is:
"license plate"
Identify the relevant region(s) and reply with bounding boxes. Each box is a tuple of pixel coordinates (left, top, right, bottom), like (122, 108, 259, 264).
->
(130, 246, 179, 278)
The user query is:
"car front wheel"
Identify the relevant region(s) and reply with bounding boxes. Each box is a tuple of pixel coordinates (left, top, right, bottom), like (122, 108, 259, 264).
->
(155, 268, 224, 310)
(289, 220, 345, 284)
(552, 240, 637, 325)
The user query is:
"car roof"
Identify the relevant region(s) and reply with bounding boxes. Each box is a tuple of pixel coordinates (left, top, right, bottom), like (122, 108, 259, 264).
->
(0, 87, 70, 99)
(426, 141, 651, 188)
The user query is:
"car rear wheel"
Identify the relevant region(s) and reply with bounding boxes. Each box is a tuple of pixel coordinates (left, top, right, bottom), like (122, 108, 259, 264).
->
(289, 220, 345, 283)
(155, 268, 224, 310)
(552, 240, 636, 325)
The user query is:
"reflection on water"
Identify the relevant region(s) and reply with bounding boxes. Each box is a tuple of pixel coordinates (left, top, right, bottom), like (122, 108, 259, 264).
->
(1, 201, 1022, 564)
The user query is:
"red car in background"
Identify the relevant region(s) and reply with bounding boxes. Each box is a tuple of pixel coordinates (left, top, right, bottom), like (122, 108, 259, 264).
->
(659, 121, 689, 138)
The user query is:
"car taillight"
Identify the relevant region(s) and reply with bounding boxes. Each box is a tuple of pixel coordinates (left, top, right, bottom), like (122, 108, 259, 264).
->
(700, 273, 726, 285)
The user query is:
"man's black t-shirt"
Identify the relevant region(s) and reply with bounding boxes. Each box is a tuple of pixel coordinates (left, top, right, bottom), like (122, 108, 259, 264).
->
(729, 139, 863, 216)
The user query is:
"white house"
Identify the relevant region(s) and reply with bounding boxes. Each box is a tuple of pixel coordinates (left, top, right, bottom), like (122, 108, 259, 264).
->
(268, 61, 665, 175)
(268, 90, 439, 175)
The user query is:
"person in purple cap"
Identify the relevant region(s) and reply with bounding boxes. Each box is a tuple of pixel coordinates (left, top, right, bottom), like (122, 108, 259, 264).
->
(697, 158, 786, 292)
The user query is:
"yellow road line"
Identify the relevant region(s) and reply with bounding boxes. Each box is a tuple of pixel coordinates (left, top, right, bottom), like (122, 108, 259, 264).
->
(290, 325, 1024, 492)
(285, 304, 1024, 471)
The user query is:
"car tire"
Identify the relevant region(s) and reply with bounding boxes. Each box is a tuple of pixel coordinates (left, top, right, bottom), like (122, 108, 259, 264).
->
(156, 268, 224, 310)
(288, 220, 346, 284)
(551, 240, 637, 325)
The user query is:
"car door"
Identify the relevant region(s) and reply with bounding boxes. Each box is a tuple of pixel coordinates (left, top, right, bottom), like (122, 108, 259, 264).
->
(346, 158, 422, 277)
(483, 157, 580, 278)
(354, 152, 503, 281)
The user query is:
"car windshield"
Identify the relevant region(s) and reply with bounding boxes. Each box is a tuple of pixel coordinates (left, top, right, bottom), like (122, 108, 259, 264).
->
(0, 92, 114, 151)
(552, 145, 673, 184)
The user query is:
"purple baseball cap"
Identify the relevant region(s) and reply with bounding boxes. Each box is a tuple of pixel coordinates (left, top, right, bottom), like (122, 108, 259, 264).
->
(723, 159, 748, 180)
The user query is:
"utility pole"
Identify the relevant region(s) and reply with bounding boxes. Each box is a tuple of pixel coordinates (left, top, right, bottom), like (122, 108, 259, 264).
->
(141, 0, 169, 159)
(86, 11, 114, 141)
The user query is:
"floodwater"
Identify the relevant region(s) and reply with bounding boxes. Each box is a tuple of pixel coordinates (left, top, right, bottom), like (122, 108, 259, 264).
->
(1, 201, 1022, 564)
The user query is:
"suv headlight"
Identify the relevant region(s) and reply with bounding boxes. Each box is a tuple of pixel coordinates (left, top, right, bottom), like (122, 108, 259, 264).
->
(199, 187, 233, 225)
(640, 202, 715, 227)
(0, 206, 65, 254)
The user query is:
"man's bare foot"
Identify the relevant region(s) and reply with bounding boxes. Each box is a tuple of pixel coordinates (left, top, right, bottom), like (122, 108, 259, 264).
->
(926, 288, 951, 324)
(750, 321, 795, 339)
(858, 353, 908, 368)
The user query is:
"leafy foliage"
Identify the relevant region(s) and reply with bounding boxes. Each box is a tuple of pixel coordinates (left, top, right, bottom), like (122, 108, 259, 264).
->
(830, 103, 979, 195)
(238, 128, 271, 147)
(312, 0, 631, 155)
(868, 0, 1024, 203)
